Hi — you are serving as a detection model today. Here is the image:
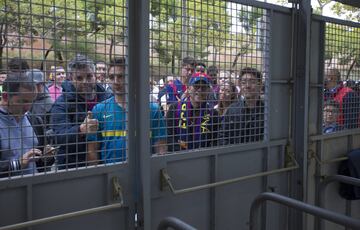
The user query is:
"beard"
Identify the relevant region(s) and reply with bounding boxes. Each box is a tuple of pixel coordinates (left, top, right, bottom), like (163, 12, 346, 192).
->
(78, 85, 96, 100)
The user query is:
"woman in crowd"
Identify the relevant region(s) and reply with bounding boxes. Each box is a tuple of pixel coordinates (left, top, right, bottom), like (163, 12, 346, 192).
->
(214, 81, 238, 116)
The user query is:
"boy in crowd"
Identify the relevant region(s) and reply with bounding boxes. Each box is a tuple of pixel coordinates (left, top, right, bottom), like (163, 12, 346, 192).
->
(323, 100, 343, 133)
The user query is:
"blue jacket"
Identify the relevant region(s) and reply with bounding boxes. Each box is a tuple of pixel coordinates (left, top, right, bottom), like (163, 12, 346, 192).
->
(50, 80, 110, 169)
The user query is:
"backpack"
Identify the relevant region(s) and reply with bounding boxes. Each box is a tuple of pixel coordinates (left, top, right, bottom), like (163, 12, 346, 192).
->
(338, 148, 360, 200)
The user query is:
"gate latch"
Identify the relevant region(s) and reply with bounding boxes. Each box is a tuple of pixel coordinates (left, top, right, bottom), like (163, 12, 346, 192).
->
(112, 177, 124, 205)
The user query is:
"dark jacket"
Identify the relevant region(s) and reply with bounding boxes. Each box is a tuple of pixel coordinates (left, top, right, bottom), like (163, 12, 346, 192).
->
(30, 88, 54, 126)
(338, 148, 360, 200)
(50, 80, 110, 169)
(343, 91, 360, 129)
(219, 99, 264, 145)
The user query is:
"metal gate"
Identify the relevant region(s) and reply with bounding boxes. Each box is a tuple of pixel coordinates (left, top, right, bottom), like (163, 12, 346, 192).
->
(0, 0, 359, 230)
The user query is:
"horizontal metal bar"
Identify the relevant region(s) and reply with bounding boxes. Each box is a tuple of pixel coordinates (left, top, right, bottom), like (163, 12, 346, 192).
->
(309, 128, 360, 141)
(160, 153, 298, 195)
(0, 203, 123, 230)
(318, 175, 360, 230)
(228, 0, 292, 13)
(249, 192, 360, 230)
(312, 153, 348, 165)
(153, 139, 288, 163)
(157, 217, 197, 230)
(312, 14, 360, 28)
(0, 163, 128, 190)
(320, 175, 360, 202)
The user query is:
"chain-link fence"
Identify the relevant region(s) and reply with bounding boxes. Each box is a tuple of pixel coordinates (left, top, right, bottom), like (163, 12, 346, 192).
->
(323, 22, 360, 134)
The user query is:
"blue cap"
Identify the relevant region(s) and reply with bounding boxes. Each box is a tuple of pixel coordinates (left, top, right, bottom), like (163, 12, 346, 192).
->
(188, 72, 211, 86)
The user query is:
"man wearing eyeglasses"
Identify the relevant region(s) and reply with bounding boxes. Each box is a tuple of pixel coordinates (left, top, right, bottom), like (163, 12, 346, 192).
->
(166, 72, 219, 151)
(324, 68, 358, 129)
(87, 57, 167, 164)
(50, 54, 111, 169)
(220, 67, 264, 145)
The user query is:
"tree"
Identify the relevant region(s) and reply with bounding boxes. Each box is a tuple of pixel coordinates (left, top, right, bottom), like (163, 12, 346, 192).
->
(332, 2, 360, 22)
(0, 0, 33, 69)
(0, 0, 127, 69)
(233, 5, 266, 69)
(150, 0, 232, 71)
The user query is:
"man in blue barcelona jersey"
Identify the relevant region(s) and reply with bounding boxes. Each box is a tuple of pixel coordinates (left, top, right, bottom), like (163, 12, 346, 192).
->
(87, 57, 167, 164)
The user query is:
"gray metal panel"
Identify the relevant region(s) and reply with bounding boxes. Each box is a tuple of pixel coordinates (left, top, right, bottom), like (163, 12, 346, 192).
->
(215, 149, 264, 229)
(150, 141, 292, 230)
(269, 11, 293, 140)
(0, 188, 27, 227)
(149, 7, 294, 230)
(0, 165, 131, 229)
(307, 17, 325, 230)
(151, 157, 212, 229)
(266, 145, 290, 230)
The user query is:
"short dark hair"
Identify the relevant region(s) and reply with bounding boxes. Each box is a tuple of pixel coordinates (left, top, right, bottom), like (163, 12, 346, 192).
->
(182, 56, 195, 67)
(3, 72, 35, 96)
(68, 54, 95, 73)
(207, 65, 218, 75)
(95, 61, 106, 65)
(240, 67, 262, 83)
(326, 68, 341, 82)
(108, 57, 126, 69)
(7, 57, 30, 72)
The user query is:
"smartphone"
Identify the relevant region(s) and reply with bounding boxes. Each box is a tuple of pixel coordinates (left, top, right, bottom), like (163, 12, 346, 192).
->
(44, 146, 60, 155)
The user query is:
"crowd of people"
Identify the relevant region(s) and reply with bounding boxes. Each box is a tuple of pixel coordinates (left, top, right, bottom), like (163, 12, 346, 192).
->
(0, 55, 359, 177)
(323, 68, 360, 133)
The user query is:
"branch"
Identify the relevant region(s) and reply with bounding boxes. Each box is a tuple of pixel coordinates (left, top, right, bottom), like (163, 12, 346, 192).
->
(346, 58, 357, 80)
(231, 43, 250, 70)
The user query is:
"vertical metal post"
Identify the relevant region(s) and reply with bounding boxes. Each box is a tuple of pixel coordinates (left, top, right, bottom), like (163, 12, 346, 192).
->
(314, 20, 326, 230)
(290, 1, 312, 230)
(128, 0, 151, 229)
(181, 0, 188, 60)
(209, 155, 217, 230)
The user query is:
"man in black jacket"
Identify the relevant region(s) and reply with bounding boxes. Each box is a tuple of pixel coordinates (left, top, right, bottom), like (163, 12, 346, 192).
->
(220, 67, 264, 145)
(50, 55, 110, 169)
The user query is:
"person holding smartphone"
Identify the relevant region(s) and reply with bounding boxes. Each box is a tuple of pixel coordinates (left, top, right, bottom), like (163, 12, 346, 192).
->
(0, 72, 56, 177)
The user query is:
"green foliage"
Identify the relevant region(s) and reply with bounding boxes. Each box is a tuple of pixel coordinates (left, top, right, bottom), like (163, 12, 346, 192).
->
(325, 24, 360, 68)
(150, 0, 232, 66)
(0, 0, 126, 68)
(332, 2, 360, 22)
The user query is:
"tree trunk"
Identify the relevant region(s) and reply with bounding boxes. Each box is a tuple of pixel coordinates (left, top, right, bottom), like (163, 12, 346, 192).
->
(109, 35, 115, 61)
(232, 44, 250, 70)
(41, 44, 54, 71)
(0, 22, 8, 70)
(171, 50, 175, 74)
(346, 58, 357, 80)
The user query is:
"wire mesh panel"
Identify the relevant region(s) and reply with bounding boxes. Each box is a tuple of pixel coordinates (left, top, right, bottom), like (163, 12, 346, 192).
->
(323, 22, 360, 134)
(149, 0, 270, 154)
(0, 0, 128, 179)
